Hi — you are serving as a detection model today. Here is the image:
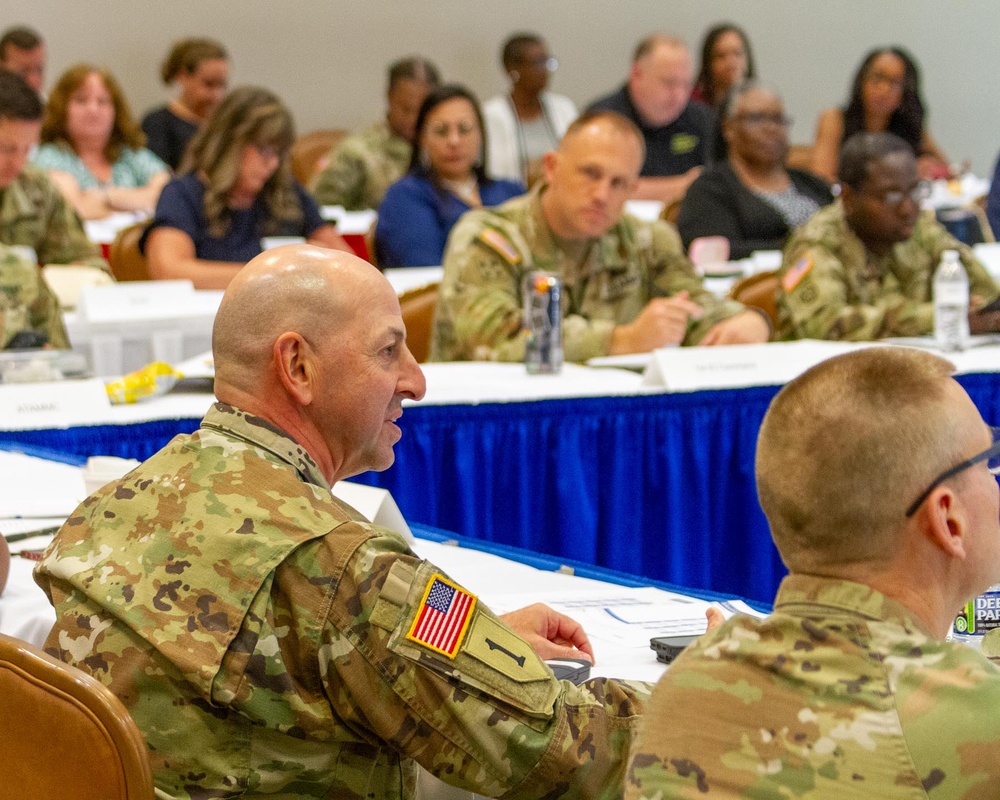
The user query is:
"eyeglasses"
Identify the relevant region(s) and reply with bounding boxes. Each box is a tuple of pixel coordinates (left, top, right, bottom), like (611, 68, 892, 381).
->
(905, 426, 1000, 517)
(521, 56, 559, 72)
(732, 112, 792, 128)
(865, 71, 905, 90)
(868, 181, 931, 208)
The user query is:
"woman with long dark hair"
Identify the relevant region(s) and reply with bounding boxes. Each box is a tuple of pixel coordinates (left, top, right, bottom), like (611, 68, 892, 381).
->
(812, 47, 949, 183)
(375, 84, 524, 268)
(691, 23, 756, 107)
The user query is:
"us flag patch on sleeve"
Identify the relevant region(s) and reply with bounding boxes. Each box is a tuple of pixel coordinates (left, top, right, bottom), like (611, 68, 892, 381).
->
(782, 254, 813, 292)
(407, 574, 477, 658)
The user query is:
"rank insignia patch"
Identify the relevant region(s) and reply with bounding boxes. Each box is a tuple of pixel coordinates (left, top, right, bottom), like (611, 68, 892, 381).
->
(407, 574, 477, 658)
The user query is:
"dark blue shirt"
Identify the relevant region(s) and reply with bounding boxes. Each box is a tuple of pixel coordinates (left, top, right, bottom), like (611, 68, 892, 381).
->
(987, 152, 1000, 243)
(375, 172, 524, 268)
(140, 173, 326, 262)
(587, 85, 711, 177)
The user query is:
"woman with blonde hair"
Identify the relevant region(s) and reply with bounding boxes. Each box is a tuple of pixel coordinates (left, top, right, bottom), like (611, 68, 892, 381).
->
(142, 86, 349, 289)
(142, 38, 230, 170)
(33, 64, 170, 219)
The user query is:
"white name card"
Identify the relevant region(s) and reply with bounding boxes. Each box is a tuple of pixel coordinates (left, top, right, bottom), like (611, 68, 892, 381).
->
(0, 378, 111, 430)
(79, 280, 196, 323)
(642, 340, 865, 392)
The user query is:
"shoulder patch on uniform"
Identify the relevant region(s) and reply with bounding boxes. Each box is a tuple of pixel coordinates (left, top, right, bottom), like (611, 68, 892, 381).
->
(476, 228, 521, 265)
(782, 254, 813, 293)
(406, 574, 477, 658)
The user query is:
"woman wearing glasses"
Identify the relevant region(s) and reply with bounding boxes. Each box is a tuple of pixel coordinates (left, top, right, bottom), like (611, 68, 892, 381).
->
(677, 82, 832, 260)
(812, 47, 950, 184)
(483, 33, 578, 186)
(142, 86, 349, 289)
(375, 84, 524, 268)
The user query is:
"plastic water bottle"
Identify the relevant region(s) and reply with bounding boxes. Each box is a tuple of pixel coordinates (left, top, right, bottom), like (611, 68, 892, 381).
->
(933, 249, 969, 352)
(951, 583, 1000, 656)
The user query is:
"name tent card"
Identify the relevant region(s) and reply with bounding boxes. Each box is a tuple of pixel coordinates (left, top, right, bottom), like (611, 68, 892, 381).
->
(0, 379, 111, 429)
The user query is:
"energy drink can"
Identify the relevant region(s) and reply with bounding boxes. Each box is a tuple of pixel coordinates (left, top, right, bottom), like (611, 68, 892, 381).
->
(523, 271, 562, 374)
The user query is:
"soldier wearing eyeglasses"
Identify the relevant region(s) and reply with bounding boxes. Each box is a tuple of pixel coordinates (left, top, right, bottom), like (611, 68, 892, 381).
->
(776, 132, 1000, 341)
(627, 346, 1000, 799)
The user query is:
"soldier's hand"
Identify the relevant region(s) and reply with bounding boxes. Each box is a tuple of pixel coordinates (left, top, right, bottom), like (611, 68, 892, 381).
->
(970, 309, 1000, 334)
(705, 606, 726, 632)
(700, 310, 771, 345)
(608, 292, 703, 354)
(500, 603, 595, 664)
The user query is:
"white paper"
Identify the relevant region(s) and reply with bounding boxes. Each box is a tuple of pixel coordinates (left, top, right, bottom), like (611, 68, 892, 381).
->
(382, 267, 443, 296)
(0, 452, 86, 517)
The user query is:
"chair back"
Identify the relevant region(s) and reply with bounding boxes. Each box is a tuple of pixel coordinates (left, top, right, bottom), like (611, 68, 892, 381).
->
(0, 632, 155, 799)
(399, 281, 440, 363)
(108, 222, 150, 282)
(786, 144, 815, 172)
(730, 269, 779, 330)
(291, 128, 348, 186)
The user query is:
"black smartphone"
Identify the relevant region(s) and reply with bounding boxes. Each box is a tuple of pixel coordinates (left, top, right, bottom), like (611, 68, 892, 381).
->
(650, 634, 699, 664)
(545, 658, 592, 684)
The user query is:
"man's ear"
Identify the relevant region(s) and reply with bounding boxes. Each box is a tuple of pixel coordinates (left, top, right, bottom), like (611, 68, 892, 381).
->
(542, 149, 559, 185)
(273, 332, 315, 406)
(920, 486, 967, 560)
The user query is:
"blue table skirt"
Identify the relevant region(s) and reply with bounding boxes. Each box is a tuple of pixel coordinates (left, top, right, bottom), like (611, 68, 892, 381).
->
(3, 373, 998, 603)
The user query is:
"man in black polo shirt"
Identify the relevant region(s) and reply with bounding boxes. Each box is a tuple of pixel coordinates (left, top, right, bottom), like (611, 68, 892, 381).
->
(588, 34, 710, 205)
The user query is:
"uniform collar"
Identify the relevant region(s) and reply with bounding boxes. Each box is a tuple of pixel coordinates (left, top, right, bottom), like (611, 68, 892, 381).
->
(0, 167, 39, 221)
(200, 402, 329, 489)
(774, 573, 933, 636)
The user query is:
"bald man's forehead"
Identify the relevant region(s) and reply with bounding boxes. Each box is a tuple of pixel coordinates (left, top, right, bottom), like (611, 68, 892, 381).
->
(562, 122, 643, 170)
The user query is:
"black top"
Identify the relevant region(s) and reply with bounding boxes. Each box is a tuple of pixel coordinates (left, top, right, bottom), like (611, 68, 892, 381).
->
(141, 106, 199, 171)
(676, 162, 833, 260)
(586, 85, 712, 177)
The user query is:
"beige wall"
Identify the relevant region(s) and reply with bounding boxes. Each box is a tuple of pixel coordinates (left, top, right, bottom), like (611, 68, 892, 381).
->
(9, 0, 1000, 174)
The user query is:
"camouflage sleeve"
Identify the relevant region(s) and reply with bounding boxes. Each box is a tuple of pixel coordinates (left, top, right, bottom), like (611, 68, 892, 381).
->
(431, 214, 528, 362)
(328, 532, 650, 799)
(915, 217, 1000, 305)
(29, 271, 69, 349)
(37, 187, 107, 269)
(309, 144, 365, 210)
(644, 221, 746, 345)
(776, 243, 933, 341)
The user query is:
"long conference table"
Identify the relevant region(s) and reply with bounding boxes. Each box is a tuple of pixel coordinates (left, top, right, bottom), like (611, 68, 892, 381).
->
(4, 342, 1000, 604)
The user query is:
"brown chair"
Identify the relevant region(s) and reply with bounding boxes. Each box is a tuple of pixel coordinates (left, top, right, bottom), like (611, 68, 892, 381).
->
(108, 221, 150, 282)
(0, 632, 155, 799)
(290, 128, 348, 186)
(660, 199, 682, 224)
(398, 281, 440, 363)
(730, 269, 779, 331)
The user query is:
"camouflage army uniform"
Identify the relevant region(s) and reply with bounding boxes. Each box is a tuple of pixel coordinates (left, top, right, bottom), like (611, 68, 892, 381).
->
(36, 403, 649, 800)
(626, 574, 1000, 799)
(777, 201, 999, 340)
(309, 121, 411, 210)
(0, 243, 68, 348)
(0, 164, 106, 268)
(430, 185, 746, 362)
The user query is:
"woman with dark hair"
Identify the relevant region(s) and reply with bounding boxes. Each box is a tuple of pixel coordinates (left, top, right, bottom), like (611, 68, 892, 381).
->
(33, 64, 170, 219)
(678, 82, 831, 260)
(141, 38, 230, 170)
(812, 47, 949, 183)
(691, 24, 755, 107)
(483, 32, 577, 185)
(142, 86, 349, 289)
(375, 84, 524, 268)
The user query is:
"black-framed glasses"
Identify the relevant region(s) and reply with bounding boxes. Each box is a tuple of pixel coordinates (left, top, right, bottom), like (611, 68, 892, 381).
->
(870, 181, 931, 209)
(905, 426, 1000, 517)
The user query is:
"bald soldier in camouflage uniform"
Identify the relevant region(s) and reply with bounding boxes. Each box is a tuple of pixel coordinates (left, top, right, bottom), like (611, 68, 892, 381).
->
(310, 57, 439, 210)
(777, 132, 999, 341)
(0, 70, 105, 268)
(0, 243, 68, 348)
(627, 347, 1000, 798)
(36, 244, 650, 800)
(431, 110, 769, 363)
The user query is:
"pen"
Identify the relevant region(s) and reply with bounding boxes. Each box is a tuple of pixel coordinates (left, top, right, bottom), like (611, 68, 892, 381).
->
(2, 526, 61, 543)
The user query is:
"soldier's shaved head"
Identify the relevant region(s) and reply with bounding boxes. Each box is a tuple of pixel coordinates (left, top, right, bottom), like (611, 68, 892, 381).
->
(213, 244, 374, 394)
(756, 347, 970, 573)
